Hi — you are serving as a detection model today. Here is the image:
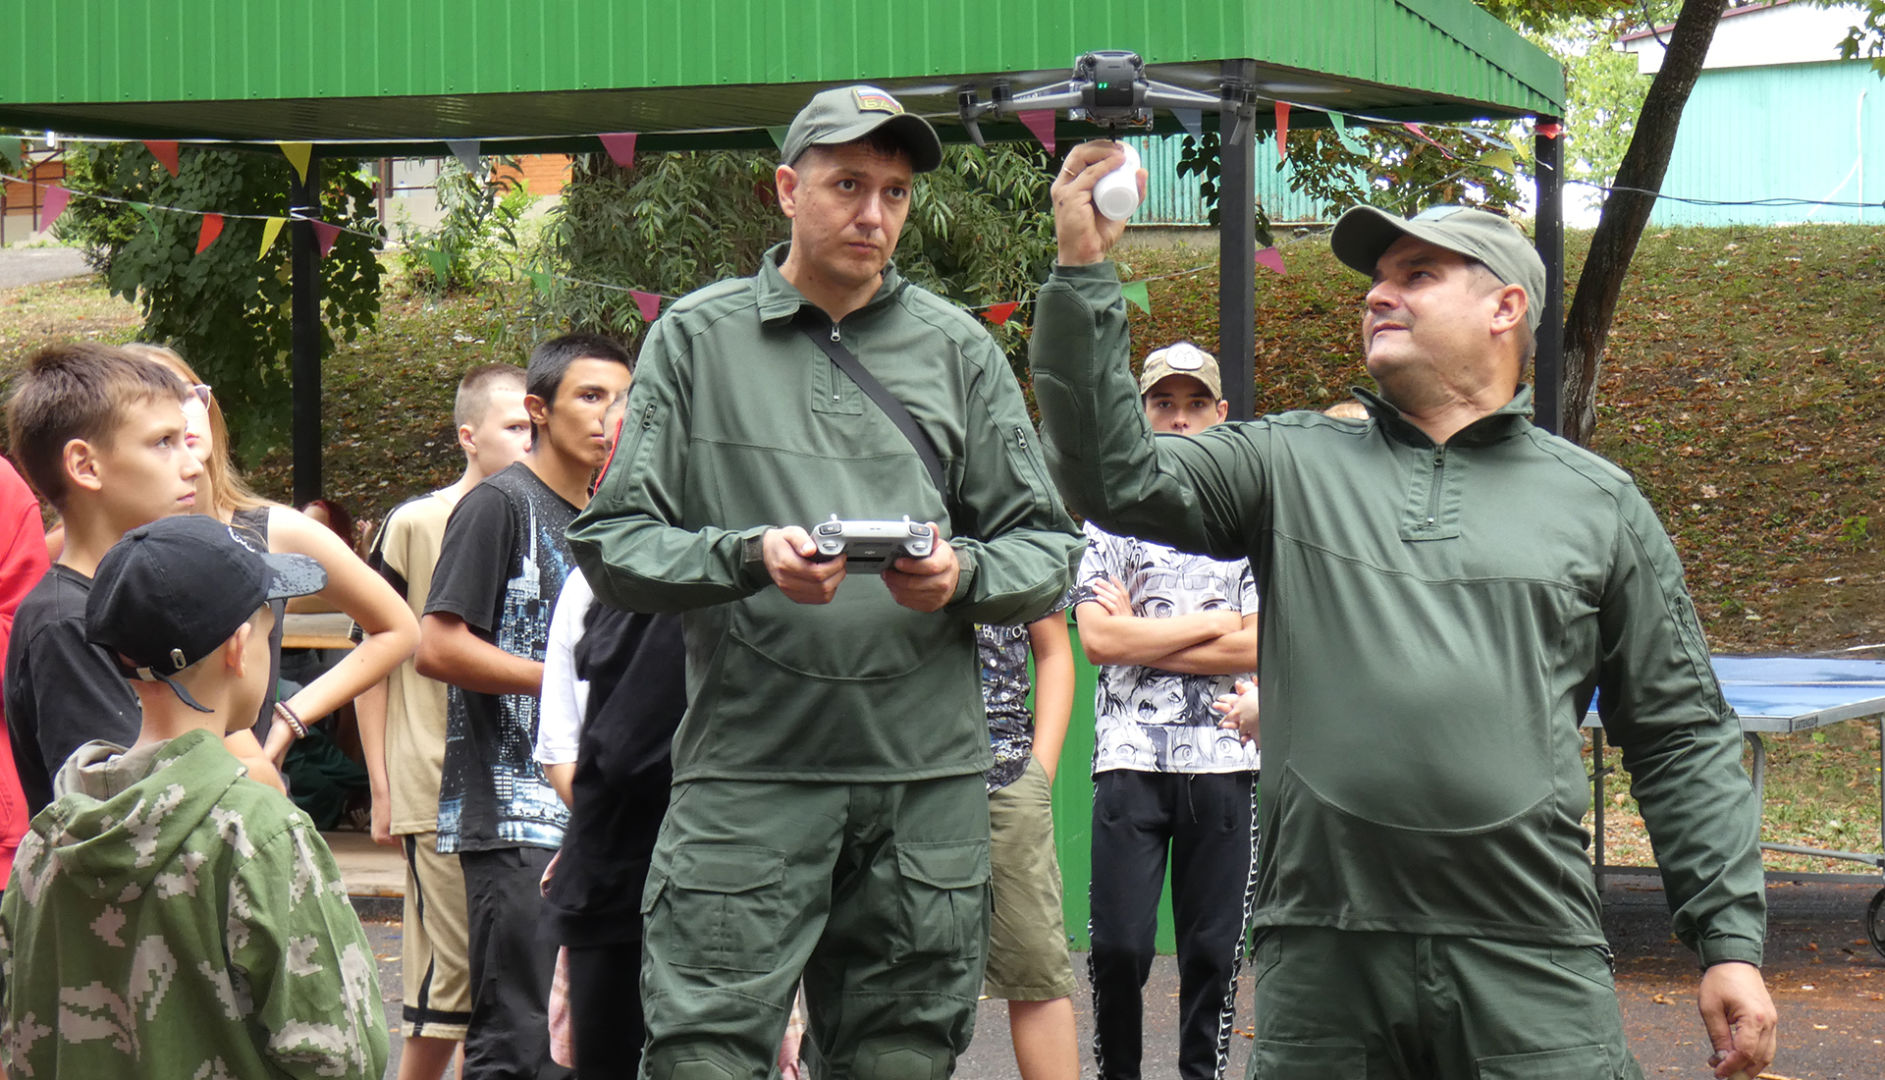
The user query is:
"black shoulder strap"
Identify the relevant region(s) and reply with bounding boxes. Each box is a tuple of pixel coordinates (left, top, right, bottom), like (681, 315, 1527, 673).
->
(797, 319, 947, 498)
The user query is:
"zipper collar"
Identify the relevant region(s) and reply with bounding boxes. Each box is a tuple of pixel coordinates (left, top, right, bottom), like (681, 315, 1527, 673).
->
(1352, 384, 1536, 449)
(755, 241, 907, 328)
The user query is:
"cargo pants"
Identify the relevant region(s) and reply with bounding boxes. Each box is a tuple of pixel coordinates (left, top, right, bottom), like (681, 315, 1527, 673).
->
(1246, 926, 1648, 1079)
(639, 774, 991, 1080)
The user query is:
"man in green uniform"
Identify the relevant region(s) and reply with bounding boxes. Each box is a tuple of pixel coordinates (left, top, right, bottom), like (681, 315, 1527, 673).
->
(1028, 141, 1778, 1080)
(567, 87, 1081, 1080)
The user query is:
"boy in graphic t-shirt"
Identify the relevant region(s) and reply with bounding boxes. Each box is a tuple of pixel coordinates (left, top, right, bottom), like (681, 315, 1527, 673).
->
(416, 334, 632, 1080)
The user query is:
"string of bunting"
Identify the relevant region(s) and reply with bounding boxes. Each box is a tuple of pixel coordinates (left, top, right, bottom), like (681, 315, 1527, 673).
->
(0, 105, 1554, 324)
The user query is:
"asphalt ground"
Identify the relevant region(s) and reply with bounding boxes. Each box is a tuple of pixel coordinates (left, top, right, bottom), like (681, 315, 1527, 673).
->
(359, 875, 1885, 1079)
(0, 245, 88, 289)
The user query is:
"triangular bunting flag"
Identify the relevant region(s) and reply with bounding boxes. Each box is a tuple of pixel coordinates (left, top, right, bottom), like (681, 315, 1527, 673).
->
(525, 269, 552, 294)
(1401, 122, 1454, 158)
(1172, 108, 1204, 140)
(278, 142, 312, 183)
(130, 202, 153, 221)
(1478, 149, 1518, 175)
(1536, 121, 1564, 139)
(258, 216, 285, 259)
(1327, 111, 1365, 155)
(982, 301, 1019, 326)
(424, 247, 452, 284)
(1018, 110, 1057, 155)
(599, 132, 639, 169)
(195, 213, 224, 254)
(0, 136, 19, 165)
(1274, 102, 1291, 162)
(311, 220, 341, 258)
(446, 140, 482, 175)
(144, 140, 180, 177)
(1119, 280, 1151, 314)
(766, 126, 791, 151)
(39, 186, 70, 229)
(1255, 246, 1286, 277)
(631, 290, 661, 323)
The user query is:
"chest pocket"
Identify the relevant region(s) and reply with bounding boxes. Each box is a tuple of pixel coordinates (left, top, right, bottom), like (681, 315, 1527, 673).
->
(810, 353, 863, 416)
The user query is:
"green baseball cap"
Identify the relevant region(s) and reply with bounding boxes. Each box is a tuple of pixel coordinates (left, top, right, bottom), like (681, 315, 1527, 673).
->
(1331, 205, 1546, 330)
(781, 85, 943, 173)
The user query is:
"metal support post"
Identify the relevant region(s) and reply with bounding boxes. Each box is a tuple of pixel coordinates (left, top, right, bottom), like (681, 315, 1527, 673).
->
(1217, 64, 1257, 421)
(1533, 116, 1566, 435)
(290, 159, 323, 506)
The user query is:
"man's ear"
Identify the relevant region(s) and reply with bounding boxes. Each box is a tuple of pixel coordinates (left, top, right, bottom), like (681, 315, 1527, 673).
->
(524, 393, 553, 428)
(776, 164, 800, 219)
(1489, 284, 1529, 336)
(1215, 400, 1230, 424)
(457, 422, 478, 456)
(222, 619, 255, 677)
(63, 438, 104, 494)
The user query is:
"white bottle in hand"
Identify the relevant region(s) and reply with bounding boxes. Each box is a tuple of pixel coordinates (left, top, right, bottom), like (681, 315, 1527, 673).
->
(1093, 142, 1143, 222)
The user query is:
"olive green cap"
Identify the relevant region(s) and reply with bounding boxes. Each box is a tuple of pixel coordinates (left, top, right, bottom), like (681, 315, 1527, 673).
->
(781, 85, 943, 173)
(1331, 205, 1547, 330)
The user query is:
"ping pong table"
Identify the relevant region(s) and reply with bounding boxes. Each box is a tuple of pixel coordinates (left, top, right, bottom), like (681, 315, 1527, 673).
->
(1585, 655, 1885, 958)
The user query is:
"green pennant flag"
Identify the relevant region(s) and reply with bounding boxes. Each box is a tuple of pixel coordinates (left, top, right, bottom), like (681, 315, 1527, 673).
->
(129, 202, 153, 220)
(525, 269, 552, 294)
(1327, 112, 1365, 156)
(423, 247, 452, 284)
(766, 126, 791, 151)
(0, 137, 19, 167)
(1120, 280, 1151, 315)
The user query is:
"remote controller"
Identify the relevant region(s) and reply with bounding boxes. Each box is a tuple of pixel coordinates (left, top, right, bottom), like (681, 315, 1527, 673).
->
(811, 515, 935, 573)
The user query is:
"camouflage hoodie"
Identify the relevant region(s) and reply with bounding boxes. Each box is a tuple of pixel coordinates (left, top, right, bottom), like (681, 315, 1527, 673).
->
(0, 728, 388, 1079)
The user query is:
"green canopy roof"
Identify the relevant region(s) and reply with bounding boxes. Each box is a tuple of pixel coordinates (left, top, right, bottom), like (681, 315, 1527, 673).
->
(2, 0, 1563, 154)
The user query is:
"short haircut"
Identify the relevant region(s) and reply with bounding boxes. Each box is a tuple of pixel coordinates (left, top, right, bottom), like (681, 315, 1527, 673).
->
(525, 334, 632, 438)
(6, 342, 188, 509)
(454, 363, 526, 429)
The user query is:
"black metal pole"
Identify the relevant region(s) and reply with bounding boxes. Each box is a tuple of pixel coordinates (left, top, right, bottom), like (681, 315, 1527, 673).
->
(290, 159, 323, 506)
(1217, 68, 1257, 422)
(1533, 116, 1566, 436)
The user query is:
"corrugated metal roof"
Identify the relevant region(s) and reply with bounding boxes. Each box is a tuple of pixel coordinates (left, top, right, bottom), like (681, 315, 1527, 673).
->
(1, 0, 1564, 154)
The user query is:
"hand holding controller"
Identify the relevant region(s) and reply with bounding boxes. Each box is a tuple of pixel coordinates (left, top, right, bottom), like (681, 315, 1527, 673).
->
(811, 515, 935, 573)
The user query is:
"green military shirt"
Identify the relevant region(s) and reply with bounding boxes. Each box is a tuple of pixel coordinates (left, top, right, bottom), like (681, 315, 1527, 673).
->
(1030, 263, 1764, 968)
(569, 244, 1082, 784)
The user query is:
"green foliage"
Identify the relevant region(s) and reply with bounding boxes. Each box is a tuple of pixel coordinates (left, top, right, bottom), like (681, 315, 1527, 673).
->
(54, 142, 382, 461)
(531, 143, 1057, 365)
(394, 158, 530, 295)
(1829, 0, 1885, 72)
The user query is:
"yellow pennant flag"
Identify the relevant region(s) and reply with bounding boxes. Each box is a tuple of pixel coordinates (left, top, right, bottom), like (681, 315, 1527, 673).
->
(1479, 149, 1518, 175)
(277, 142, 312, 183)
(258, 217, 286, 259)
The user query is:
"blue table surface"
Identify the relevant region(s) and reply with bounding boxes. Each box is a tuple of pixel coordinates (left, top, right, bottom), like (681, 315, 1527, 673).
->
(1586, 656, 1885, 729)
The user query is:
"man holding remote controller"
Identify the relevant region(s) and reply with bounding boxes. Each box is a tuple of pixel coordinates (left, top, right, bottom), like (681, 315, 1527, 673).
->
(1028, 141, 1776, 1080)
(568, 86, 1081, 1080)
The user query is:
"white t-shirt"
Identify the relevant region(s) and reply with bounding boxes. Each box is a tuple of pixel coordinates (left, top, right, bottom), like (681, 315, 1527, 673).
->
(1076, 521, 1261, 775)
(533, 569, 595, 767)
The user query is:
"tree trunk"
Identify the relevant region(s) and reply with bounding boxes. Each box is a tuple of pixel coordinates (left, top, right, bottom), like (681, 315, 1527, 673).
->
(1559, 0, 1728, 446)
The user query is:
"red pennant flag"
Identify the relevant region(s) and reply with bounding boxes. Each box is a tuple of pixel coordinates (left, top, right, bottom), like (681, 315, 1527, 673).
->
(1255, 246, 1286, 277)
(1401, 122, 1454, 159)
(599, 133, 638, 169)
(1536, 121, 1564, 139)
(1018, 110, 1057, 156)
(195, 213, 224, 253)
(312, 220, 341, 258)
(982, 301, 1019, 326)
(1274, 102, 1291, 162)
(631, 290, 661, 323)
(39, 185, 70, 229)
(144, 140, 180, 176)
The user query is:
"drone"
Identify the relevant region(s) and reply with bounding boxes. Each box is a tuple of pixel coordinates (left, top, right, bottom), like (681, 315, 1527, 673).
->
(957, 50, 1257, 148)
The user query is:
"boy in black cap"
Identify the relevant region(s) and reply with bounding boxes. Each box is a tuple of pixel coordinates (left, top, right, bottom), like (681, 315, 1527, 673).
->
(0, 515, 389, 1080)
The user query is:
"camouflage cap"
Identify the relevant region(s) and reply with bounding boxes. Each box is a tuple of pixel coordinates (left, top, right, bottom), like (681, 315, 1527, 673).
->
(1139, 342, 1223, 400)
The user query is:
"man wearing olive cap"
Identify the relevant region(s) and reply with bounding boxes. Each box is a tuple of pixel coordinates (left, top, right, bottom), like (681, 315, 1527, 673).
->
(1028, 141, 1777, 1080)
(569, 87, 1080, 1079)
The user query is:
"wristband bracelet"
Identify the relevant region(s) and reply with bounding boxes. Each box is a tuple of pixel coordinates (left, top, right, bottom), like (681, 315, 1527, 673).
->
(274, 700, 309, 740)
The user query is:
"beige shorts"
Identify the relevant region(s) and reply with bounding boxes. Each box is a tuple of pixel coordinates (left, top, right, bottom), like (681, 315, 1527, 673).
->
(400, 832, 473, 1040)
(985, 756, 1078, 1001)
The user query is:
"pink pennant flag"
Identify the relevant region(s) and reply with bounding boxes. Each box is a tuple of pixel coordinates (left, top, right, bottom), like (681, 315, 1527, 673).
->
(1536, 121, 1564, 139)
(1401, 122, 1454, 159)
(1018, 110, 1057, 156)
(195, 213, 224, 254)
(39, 185, 70, 229)
(145, 140, 180, 176)
(1274, 102, 1291, 162)
(631, 290, 661, 323)
(982, 301, 1019, 326)
(312, 220, 341, 258)
(1255, 246, 1286, 277)
(599, 132, 638, 169)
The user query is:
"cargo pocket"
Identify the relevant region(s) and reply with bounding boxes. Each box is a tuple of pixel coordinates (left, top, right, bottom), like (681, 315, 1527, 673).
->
(1475, 1044, 1613, 1080)
(1252, 1039, 1365, 1079)
(653, 844, 787, 972)
(892, 839, 991, 963)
